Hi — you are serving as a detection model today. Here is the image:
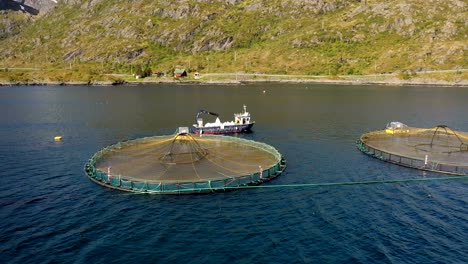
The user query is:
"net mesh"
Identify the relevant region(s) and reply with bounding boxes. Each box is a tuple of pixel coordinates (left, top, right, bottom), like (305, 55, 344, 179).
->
(158, 133, 208, 164)
(85, 133, 285, 193)
(358, 125, 468, 175)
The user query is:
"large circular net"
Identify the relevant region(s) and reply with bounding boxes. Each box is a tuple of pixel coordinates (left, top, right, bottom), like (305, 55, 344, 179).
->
(358, 125, 468, 175)
(85, 132, 286, 193)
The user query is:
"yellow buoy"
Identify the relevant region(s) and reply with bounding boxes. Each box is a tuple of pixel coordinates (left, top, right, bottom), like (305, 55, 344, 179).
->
(54, 136, 63, 141)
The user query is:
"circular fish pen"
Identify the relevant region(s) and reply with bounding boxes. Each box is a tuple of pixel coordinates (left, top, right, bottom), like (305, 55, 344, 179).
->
(84, 128, 286, 194)
(357, 123, 468, 175)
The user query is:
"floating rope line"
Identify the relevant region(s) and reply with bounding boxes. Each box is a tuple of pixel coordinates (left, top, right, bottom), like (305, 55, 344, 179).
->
(225, 175, 468, 190)
(126, 174, 468, 194)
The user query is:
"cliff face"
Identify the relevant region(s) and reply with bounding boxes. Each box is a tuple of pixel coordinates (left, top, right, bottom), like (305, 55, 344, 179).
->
(0, 0, 466, 75)
(0, 0, 57, 12)
(25, 0, 57, 11)
(0, 0, 57, 13)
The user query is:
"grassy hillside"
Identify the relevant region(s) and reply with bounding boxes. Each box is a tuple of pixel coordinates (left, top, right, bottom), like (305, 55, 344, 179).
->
(0, 0, 466, 83)
(0, 10, 32, 40)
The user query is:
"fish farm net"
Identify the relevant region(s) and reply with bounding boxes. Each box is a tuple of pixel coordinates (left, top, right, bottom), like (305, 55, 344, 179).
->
(357, 125, 468, 175)
(84, 130, 286, 194)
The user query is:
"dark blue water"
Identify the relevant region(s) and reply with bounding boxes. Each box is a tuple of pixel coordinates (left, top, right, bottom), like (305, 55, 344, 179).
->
(0, 84, 467, 263)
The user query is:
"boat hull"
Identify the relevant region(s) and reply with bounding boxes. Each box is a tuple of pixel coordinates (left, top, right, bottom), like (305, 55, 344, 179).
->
(192, 123, 254, 134)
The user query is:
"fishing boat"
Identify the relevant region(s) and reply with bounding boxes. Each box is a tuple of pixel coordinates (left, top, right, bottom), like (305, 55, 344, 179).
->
(191, 105, 255, 134)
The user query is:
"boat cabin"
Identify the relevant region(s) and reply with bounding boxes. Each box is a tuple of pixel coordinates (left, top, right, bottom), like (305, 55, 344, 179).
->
(234, 105, 251, 124)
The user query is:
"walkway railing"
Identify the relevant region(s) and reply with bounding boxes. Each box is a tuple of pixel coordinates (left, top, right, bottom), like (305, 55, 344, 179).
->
(356, 140, 468, 176)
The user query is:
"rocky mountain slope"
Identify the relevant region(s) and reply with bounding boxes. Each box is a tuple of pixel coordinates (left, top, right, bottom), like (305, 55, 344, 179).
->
(0, 0, 57, 13)
(0, 0, 57, 40)
(0, 0, 466, 80)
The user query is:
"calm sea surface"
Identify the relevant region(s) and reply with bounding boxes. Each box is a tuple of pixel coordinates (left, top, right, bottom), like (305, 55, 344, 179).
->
(0, 83, 467, 263)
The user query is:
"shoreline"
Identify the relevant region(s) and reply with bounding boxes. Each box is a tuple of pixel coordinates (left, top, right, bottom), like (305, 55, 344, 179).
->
(1, 76, 467, 87)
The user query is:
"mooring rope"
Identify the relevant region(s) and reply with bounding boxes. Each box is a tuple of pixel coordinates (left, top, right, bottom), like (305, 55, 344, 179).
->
(222, 174, 468, 190)
(127, 174, 468, 194)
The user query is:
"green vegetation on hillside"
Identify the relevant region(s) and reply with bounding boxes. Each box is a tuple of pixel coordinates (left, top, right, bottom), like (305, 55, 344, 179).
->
(0, 0, 466, 83)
